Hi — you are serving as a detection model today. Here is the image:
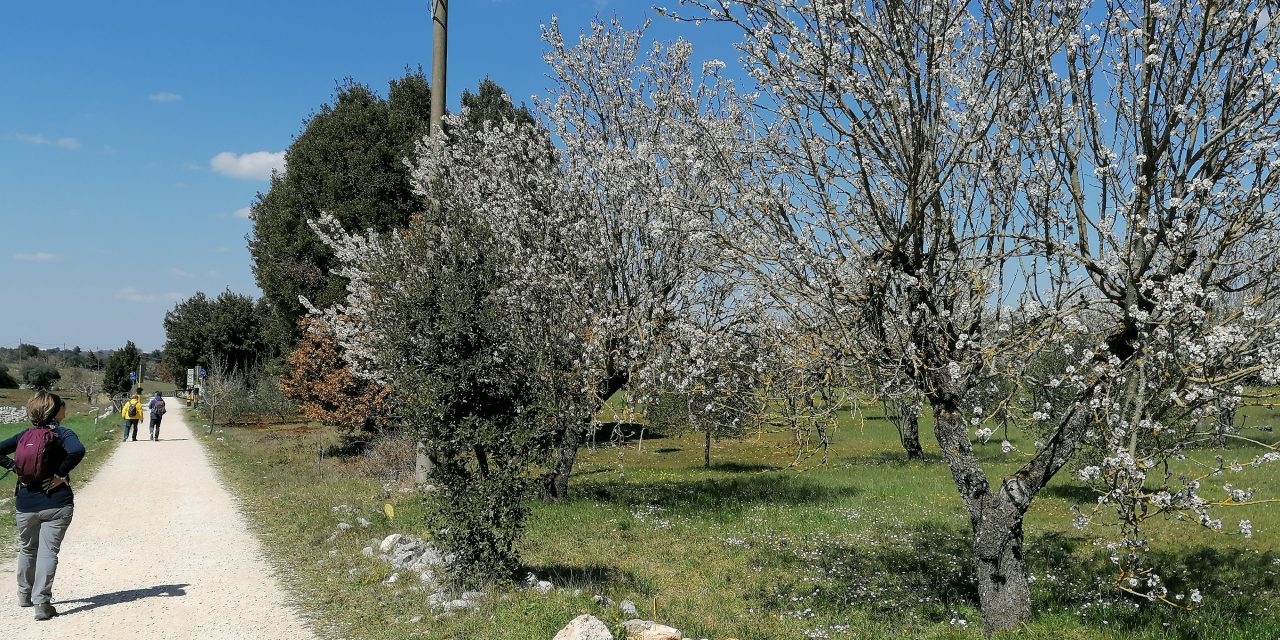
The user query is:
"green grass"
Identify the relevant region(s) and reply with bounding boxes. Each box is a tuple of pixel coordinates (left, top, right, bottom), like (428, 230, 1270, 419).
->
(0, 407, 122, 556)
(201, 406, 1280, 640)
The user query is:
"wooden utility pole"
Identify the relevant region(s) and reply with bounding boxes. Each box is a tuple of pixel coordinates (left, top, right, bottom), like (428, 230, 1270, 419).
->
(430, 0, 448, 133)
(417, 0, 448, 484)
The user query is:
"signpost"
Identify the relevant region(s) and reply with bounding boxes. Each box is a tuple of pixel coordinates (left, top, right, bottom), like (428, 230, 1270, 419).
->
(187, 368, 195, 387)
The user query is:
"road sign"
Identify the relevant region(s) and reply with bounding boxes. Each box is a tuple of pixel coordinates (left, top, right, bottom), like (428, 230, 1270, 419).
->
(129, 372, 137, 382)
(187, 368, 195, 386)
(199, 367, 207, 378)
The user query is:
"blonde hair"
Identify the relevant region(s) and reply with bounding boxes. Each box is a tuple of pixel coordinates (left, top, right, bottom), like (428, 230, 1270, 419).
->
(26, 391, 64, 426)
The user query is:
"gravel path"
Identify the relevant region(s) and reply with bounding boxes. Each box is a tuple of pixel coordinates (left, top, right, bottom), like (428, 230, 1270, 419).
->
(0, 399, 319, 639)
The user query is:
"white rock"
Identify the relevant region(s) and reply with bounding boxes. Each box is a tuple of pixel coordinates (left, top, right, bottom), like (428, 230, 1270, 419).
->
(356, 517, 372, 528)
(535, 580, 554, 594)
(621, 620, 681, 640)
(442, 598, 471, 612)
(619, 600, 638, 616)
(336, 522, 352, 531)
(361, 546, 374, 557)
(553, 614, 614, 640)
(379, 533, 403, 553)
(383, 572, 399, 584)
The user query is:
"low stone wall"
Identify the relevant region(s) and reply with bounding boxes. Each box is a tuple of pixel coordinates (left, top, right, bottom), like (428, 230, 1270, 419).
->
(0, 406, 27, 424)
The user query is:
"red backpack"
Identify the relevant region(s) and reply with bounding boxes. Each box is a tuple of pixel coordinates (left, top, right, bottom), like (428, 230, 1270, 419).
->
(14, 425, 63, 487)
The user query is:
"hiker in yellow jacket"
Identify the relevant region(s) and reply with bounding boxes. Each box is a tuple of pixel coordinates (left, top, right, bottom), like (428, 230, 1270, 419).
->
(121, 395, 144, 442)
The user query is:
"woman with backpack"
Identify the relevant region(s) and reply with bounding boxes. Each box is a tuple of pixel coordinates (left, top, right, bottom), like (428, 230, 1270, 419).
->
(121, 394, 144, 442)
(0, 391, 86, 621)
(147, 391, 167, 441)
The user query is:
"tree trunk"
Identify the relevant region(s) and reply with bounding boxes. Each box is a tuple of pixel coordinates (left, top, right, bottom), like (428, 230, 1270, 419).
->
(973, 514, 1032, 633)
(1212, 401, 1236, 448)
(895, 398, 924, 460)
(543, 440, 578, 502)
(931, 403, 1033, 632)
(704, 429, 711, 468)
(541, 365, 629, 502)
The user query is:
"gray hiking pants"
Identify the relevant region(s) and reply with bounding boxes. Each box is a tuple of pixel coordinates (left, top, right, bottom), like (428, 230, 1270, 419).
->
(16, 505, 74, 605)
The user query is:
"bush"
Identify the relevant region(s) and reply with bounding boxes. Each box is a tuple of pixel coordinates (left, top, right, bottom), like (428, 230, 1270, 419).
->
(0, 365, 17, 389)
(20, 363, 61, 390)
(280, 319, 389, 438)
(351, 431, 417, 485)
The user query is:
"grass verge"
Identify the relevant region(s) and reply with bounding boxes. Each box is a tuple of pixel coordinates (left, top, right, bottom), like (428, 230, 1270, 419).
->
(0, 392, 122, 556)
(201, 406, 1280, 640)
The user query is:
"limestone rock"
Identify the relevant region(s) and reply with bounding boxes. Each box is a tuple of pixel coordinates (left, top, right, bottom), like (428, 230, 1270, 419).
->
(621, 619, 681, 640)
(553, 614, 614, 640)
(379, 533, 403, 553)
(619, 600, 638, 616)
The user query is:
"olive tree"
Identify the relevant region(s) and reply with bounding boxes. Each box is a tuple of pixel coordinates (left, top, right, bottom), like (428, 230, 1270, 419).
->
(308, 111, 595, 585)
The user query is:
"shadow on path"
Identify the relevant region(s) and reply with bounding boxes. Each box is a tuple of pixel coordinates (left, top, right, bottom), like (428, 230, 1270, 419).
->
(56, 583, 189, 615)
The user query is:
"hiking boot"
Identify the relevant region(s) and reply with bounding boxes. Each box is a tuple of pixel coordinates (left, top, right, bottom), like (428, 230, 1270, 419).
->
(18, 594, 32, 607)
(33, 603, 56, 620)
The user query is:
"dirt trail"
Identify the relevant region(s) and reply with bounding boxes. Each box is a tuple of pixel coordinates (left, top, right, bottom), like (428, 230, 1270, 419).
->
(0, 399, 318, 639)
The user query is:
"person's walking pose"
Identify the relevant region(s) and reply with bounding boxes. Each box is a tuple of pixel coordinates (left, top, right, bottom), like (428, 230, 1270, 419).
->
(0, 391, 86, 621)
(121, 394, 144, 442)
(147, 391, 167, 441)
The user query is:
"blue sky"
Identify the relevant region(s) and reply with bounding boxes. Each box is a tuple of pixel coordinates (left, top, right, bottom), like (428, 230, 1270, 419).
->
(0, 0, 739, 352)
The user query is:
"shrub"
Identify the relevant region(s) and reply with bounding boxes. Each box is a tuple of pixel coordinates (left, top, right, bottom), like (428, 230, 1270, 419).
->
(0, 365, 17, 389)
(279, 319, 389, 438)
(20, 363, 61, 390)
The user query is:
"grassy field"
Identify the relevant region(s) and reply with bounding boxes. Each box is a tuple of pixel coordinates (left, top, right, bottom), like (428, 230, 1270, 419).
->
(0, 387, 122, 556)
(201, 402, 1280, 640)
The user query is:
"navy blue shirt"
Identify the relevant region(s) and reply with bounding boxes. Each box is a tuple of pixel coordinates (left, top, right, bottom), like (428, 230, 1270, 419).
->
(0, 423, 86, 512)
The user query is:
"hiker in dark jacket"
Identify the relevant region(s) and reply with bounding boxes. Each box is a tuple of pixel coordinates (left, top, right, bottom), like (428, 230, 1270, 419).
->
(146, 391, 166, 441)
(0, 391, 85, 621)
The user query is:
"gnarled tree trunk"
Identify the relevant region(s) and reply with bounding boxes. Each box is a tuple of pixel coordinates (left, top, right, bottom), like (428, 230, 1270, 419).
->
(541, 366, 629, 502)
(972, 508, 1032, 631)
(891, 397, 924, 460)
(931, 403, 1032, 632)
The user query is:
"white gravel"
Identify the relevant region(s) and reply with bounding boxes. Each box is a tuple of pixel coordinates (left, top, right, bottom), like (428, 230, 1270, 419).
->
(0, 399, 319, 639)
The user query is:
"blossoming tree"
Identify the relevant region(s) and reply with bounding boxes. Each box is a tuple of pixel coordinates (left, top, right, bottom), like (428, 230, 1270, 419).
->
(673, 0, 1280, 630)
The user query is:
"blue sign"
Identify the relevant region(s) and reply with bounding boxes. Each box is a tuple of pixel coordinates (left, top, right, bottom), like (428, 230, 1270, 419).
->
(199, 367, 207, 378)
(129, 372, 137, 382)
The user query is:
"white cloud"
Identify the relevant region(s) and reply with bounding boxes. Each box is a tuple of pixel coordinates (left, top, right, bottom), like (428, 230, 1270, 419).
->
(14, 133, 80, 150)
(233, 207, 252, 219)
(13, 252, 58, 262)
(210, 150, 285, 180)
(149, 92, 183, 103)
(114, 288, 184, 304)
(169, 268, 197, 279)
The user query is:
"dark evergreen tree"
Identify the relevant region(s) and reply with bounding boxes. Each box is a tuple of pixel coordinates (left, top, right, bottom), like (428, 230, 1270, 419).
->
(162, 289, 267, 384)
(102, 341, 141, 396)
(247, 70, 433, 355)
(248, 73, 537, 356)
